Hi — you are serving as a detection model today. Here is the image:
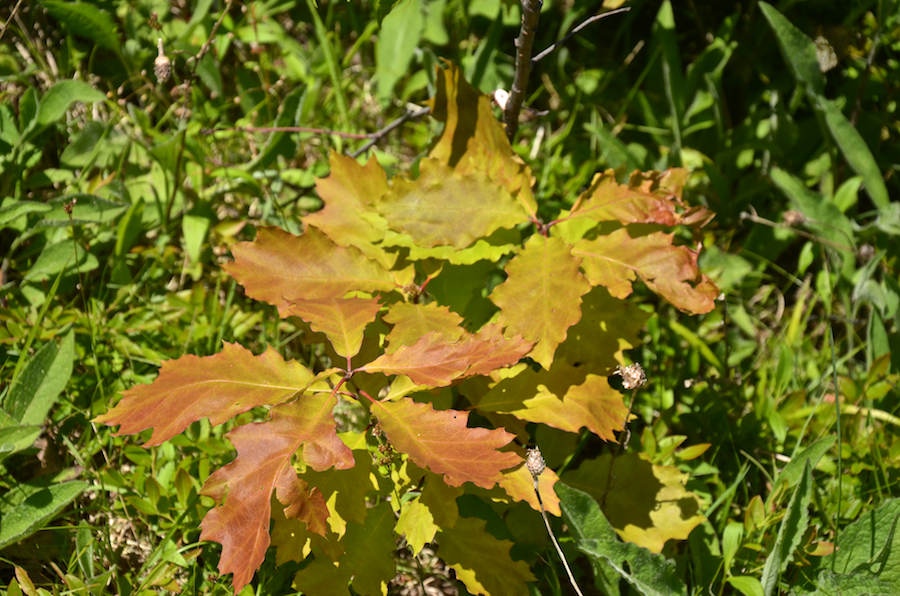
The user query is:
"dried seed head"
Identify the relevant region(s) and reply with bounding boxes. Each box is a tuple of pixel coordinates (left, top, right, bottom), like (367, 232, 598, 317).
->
(154, 38, 171, 84)
(783, 210, 807, 227)
(526, 447, 546, 479)
(403, 283, 421, 302)
(615, 363, 646, 390)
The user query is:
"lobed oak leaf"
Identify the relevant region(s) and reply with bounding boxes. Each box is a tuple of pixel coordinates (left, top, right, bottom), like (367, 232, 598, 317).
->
(371, 399, 520, 489)
(270, 495, 345, 566)
(490, 235, 591, 369)
(377, 158, 528, 249)
(285, 295, 382, 360)
(573, 228, 719, 314)
(223, 226, 397, 315)
(199, 393, 352, 594)
(94, 343, 317, 445)
(382, 226, 519, 265)
(428, 61, 538, 218)
(396, 470, 464, 553)
(558, 286, 650, 369)
(396, 496, 439, 556)
(563, 452, 706, 553)
(570, 169, 683, 226)
(291, 547, 352, 596)
(383, 302, 466, 353)
(437, 516, 536, 596)
(361, 329, 533, 386)
(305, 152, 399, 270)
(478, 361, 627, 441)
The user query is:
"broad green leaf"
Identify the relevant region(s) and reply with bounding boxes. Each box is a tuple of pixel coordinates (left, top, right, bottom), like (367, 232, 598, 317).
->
(200, 395, 352, 594)
(115, 199, 144, 257)
(182, 214, 210, 265)
(761, 459, 812, 596)
(35, 80, 107, 127)
(0, 480, 89, 550)
(573, 228, 718, 314)
(770, 167, 855, 276)
(42, 1, 119, 51)
(94, 343, 319, 445)
(0, 201, 51, 228)
(758, 2, 825, 96)
(823, 498, 900, 573)
(378, 158, 527, 249)
(4, 331, 74, 426)
(726, 576, 764, 596)
(437, 516, 536, 596)
(383, 302, 466, 353)
(563, 453, 706, 552)
(818, 97, 890, 209)
(286, 296, 382, 360)
(23, 240, 99, 282)
(375, 0, 424, 102)
(490, 235, 591, 369)
(371, 399, 520, 489)
(0, 426, 42, 463)
(40, 194, 127, 223)
(556, 482, 622, 595)
(223, 226, 398, 316)
(291, 547, 353, 596)
(772, 436, 835, 501)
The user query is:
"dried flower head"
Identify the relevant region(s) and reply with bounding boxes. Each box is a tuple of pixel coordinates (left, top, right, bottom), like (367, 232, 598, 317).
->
(615, 363, 646, 390)
(154, 38, 172, 84)
(526, 446, 546, 479)
(783, 210, 807, 227)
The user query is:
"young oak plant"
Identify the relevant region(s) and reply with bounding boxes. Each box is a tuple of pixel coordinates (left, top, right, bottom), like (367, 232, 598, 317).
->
(96, 63, 718, 596)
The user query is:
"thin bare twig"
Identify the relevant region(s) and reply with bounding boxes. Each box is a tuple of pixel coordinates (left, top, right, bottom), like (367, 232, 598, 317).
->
(503, 0, 543, 142)
(350, 106, 431, 157)
(0, 0, 25, 42)
(532, 7, 631, 63)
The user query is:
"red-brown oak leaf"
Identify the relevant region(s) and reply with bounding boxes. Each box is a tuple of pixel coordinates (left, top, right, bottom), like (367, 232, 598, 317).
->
(573, 227, 718, 314)
(200, 393, 351, 594)
(360, 329, 532, 386)
(94, 343, 317, 445)
(371, 399, 520, 489)
(223, 226, 396, 315)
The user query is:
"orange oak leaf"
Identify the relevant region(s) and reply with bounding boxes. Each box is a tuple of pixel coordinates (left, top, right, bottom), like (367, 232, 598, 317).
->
(570, 169, 684, 226)
(383, 302, 466, 353)
(490, 234, 591, 369)
(572, 228, 718, 314)
(360, 329, 532, 386)
(377, 158, 528, 249)
(223, 226, 397, 316)
(305, 152, 389, 243)
(94, 343, 317, 446)
(199, 394, 352, 594)
(285, 296, 382, 360)
(371, 399, 520, 489)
